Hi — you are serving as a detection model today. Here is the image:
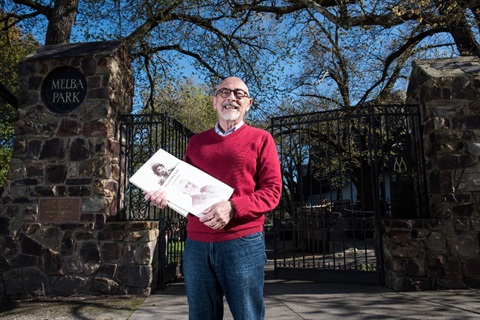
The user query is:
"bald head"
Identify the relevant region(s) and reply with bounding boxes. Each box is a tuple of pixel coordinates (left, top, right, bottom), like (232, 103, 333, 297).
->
(217, 77, 249, 96)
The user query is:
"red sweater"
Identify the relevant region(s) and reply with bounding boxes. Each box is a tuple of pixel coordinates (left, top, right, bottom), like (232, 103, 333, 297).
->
(184, 124, 282, 242)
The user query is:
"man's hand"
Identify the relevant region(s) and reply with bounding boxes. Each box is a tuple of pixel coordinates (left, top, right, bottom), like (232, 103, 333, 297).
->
(144, 188, 168, 209)
(199, 200, 235, 230)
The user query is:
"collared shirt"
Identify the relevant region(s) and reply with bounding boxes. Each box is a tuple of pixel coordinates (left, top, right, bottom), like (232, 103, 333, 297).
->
(214, 121, 244, 136)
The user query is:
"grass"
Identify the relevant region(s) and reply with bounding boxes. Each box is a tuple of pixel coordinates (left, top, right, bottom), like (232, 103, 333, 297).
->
(167, 240, 185, 264)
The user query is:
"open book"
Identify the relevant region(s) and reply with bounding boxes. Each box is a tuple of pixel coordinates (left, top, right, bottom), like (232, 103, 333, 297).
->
(129, 148, 234, 218)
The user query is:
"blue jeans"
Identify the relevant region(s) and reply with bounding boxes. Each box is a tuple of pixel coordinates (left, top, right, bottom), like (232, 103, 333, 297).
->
(183, 232, 267, 320)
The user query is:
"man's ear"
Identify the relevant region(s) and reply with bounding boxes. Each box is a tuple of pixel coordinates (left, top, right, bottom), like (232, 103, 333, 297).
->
(246, 97, 253, 111)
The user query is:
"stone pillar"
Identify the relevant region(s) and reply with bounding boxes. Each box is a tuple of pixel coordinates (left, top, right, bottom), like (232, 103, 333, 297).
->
(0, 41, 159, 298)
(382, 57, 480, 291)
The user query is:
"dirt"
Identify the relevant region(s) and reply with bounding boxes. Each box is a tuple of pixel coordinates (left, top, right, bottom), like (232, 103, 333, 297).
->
(0, 295, 146, 320)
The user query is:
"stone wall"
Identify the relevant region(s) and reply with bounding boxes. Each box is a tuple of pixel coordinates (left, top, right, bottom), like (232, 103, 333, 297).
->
(383, 57, 480, 291)
(0, 41, 160, 298)
(2, 221, 159, 296)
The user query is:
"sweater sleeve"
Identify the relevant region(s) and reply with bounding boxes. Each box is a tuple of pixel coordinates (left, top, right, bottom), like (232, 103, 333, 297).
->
(230, 133, 282, 219)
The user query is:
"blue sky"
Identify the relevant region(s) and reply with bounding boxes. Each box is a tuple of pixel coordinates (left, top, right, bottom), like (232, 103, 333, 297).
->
(8, 0, 469, 122)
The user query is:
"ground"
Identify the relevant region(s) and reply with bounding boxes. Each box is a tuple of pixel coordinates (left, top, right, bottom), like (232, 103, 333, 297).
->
(0, 295, 146, 320)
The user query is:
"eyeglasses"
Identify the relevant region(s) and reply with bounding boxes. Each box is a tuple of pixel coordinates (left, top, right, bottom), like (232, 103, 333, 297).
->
(215, 88, 249, 99)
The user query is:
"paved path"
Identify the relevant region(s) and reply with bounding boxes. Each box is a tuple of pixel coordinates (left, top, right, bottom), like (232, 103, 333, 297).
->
(130, 262, 480, 320)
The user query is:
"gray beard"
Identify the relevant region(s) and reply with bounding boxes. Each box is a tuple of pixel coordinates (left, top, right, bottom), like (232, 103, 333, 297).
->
(220, 110, 240, 121)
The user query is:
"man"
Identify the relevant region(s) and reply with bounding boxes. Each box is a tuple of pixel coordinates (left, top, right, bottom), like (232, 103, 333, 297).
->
(145, 76, 282, 320)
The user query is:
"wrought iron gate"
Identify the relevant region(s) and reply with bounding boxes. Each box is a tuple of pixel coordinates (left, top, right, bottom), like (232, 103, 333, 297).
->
(269, 105, 427, 285)
(118, 113, 193, 289)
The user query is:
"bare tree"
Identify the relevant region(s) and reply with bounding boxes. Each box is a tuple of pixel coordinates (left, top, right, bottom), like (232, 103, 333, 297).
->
(1, 0, 479, 112)
(238, 0, 479, 106)
(0, 0, 286, 111)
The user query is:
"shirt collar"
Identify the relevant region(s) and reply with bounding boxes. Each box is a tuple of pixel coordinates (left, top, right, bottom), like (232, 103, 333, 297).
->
(215, 121, 244, 136)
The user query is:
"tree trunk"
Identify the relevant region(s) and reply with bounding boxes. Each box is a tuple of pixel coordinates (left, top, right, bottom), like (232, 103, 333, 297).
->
(45, 0, 80, 45)
(436, 0, 480, 57)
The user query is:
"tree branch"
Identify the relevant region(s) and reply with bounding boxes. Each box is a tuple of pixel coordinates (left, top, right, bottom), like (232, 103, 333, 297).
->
(0, 82, 18, 109)
(13, 0, 51, 17)
(357, 27, 450, 106)
(435, 0, 480, 56)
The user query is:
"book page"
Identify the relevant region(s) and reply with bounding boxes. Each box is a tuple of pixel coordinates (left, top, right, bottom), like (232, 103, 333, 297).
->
(162, 161, 234, 218)
(129, 148, 180, 192)
(129, 148, 234, 218)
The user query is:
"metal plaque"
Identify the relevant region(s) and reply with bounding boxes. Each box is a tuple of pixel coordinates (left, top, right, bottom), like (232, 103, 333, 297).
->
(38, 197, 81, 223)
(41, 67, 87, 113)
